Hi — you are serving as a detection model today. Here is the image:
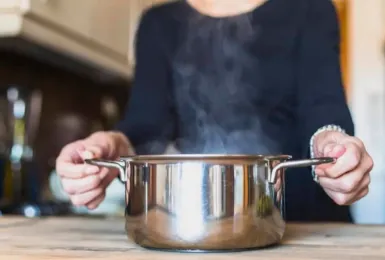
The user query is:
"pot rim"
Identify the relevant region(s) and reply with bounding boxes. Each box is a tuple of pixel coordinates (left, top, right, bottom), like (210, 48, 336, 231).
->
(119, 154, 292, 163)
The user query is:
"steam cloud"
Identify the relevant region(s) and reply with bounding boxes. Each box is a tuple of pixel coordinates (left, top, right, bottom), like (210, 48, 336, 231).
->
(169, 11, 281, 155)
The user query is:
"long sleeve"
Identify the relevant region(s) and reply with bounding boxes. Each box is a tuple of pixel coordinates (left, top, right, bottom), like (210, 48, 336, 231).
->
(115, 9, 176, 155)
(296, 0, 354, 157)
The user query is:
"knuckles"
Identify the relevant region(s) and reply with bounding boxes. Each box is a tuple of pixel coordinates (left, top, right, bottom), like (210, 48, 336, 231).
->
(62, 175, 102, 196)
(62, 183, 74, 195)
(352, 137, 364, 150)
(70, 197, 83, 207)
(70, 195, 84, 206)
(340, 177, 360, 194)
(70, 188, 104, 206)
(334, 188, 369, 206)
(86, 194, 106, 210)
(333, 193, 349, 206)
(348, 143, 362, 166)
(365, 155, 374, 172)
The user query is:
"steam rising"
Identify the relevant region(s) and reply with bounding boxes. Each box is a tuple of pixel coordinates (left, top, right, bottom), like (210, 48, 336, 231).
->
(171, 11, 280, 155)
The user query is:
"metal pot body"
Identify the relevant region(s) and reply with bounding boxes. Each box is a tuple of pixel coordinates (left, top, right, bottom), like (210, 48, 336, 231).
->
(86, 154, 334, 251)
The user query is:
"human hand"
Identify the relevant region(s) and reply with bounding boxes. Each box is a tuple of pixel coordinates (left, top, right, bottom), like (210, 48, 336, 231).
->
(55, 131, 130, 209)
(313, 131, 373, 205)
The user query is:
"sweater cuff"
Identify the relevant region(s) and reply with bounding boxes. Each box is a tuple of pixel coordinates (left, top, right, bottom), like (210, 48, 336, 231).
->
(309, 124, 346, 183)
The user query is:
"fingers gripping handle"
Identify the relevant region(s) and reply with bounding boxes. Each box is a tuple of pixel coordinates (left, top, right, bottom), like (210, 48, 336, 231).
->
(268, 157, 336, 184)
(85, 159, 128, 182)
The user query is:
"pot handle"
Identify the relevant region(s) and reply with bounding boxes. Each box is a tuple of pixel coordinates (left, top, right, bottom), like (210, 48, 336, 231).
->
(84, 159, 128, 182)
(268, 157, 336, 184)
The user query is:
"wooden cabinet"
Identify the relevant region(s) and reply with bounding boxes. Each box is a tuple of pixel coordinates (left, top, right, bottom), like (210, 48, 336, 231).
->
(0, 0, 131, 80)
(89, 1, 131, 59)
(127, 0, 170, 67)
(26, 0, 95, 40)
(0, 0, 174, 80)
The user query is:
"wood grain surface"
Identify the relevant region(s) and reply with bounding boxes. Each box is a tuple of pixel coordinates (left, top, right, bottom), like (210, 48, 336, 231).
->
(0, 217, 384, 260)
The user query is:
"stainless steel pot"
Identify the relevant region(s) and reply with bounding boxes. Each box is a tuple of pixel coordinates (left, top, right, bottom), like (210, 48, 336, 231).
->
(85, 154, 334, 252)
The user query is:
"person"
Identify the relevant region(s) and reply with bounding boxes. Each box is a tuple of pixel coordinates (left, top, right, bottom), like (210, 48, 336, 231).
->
(55, 0, 373, 222)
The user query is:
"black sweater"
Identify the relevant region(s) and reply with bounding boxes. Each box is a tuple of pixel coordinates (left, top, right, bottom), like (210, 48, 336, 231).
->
(116, 0, 354, 222)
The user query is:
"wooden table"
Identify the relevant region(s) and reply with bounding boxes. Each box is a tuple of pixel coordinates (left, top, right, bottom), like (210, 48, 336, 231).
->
(0, 217, 384, 260)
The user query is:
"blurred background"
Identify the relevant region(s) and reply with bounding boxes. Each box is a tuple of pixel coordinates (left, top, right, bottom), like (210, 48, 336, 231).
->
(0, 0, 383, 223)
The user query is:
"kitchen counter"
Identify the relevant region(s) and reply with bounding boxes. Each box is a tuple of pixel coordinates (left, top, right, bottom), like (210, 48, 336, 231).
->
(0, 217, 384, 260)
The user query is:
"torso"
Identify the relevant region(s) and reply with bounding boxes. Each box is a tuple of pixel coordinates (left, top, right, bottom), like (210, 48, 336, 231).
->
(140, 0, 353, 223)
(153, 0, 304, 156)
(186, 0, 269, 17)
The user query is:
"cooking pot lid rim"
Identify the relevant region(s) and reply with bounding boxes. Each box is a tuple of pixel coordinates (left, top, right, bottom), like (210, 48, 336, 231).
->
(119, 154, 292, 162)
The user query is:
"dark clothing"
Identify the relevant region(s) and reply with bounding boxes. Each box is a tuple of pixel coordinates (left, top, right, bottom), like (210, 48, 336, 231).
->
(116, 0, 354, 222)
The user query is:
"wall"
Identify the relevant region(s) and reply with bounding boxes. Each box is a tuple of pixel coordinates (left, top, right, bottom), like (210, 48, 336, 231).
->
(349, 0, 385, 224)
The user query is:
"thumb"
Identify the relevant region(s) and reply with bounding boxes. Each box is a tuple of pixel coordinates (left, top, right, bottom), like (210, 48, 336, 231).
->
(78, 146, 103, 161)
(325, 143, 346, 158)
(315, 143, 346, 172)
